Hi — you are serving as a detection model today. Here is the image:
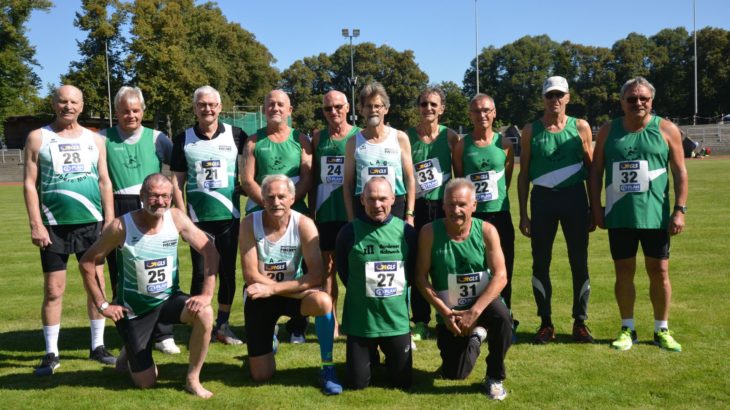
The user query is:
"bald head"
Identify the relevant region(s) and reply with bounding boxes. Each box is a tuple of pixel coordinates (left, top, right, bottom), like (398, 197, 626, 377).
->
(265, 89, 290, 107)
(322, 90, 350, 127)
(53, 85, 83, 104)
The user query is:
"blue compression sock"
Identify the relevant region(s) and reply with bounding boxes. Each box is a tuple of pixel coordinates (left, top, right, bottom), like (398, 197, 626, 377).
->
(315, 312, 334, 364)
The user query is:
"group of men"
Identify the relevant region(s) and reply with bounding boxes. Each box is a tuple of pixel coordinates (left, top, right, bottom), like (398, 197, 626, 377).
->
(23, 73, 687, 400)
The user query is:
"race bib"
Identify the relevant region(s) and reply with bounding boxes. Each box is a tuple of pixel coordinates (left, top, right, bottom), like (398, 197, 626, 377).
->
(195, 159, 228, 190)
(361, 165, 396, 191)
(50, 142, 92, 174)
(612, 160, 649, 193)
(135, 256, 174, 295)
(321, 156, 344, 185)
(262, 261, 296, 282)
(445, 271, 490, 309)
(468, 172, 499, 202)
(364, 261, 405, 298)
(414, 158, 444, 194)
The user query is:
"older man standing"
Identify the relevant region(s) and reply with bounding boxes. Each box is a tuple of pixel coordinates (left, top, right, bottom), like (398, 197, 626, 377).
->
(311, 90, 361, 336)
(242, 89, 313, 342)
(101, 86, 178, 354)
(23, 85, 116, 376)
(590, 77, 687, 352)
(343, 82, 416, 225)
(415, 178, 512, 400)
(171, 85, 247, 345)
(79, 174, 219, 398)
(406, 86, 460, 342)
(240, 175, 342, 394)
(336, 177, 418, 390)
(517, 76, 595, 344)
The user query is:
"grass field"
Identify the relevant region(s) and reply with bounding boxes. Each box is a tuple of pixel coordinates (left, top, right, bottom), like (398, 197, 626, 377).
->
(1, 159, 728, 409)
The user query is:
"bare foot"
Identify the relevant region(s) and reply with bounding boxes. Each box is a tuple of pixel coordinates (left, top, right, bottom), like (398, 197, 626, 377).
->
(185, 381, 213, 399)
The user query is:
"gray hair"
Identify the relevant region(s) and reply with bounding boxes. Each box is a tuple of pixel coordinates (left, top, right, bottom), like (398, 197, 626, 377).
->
(52, 85, 83, 103)
(620, 77, 656, 99)
(264, 89, 291, 107)
(358, 81, 390, 110)
(261, 174, 295, 197)
(418, 86, 446, 106)
(193, 85, 221, 105)
(444, 178, 477, 202)
(361, 176, 394, 197)
(114, 86, 146, 111)
(140, 173, 172, 197)
(470, 93, 495, 108)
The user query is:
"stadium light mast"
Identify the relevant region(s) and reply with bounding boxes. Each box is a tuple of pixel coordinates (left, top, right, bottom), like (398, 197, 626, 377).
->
(475, 0, 480, 95)
(342, 28, 360, 124)
(693, 0, 698, 125)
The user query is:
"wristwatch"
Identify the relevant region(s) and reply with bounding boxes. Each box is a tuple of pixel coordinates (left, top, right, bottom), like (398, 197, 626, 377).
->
(673, 205, 687, 214)
(97, 301, 110, 314)
(405, 210, 415, 217)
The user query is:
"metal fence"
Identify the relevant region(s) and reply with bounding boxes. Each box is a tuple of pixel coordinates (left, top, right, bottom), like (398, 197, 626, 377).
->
(1, 149, 23, 164)
(680, 123, 730, 154)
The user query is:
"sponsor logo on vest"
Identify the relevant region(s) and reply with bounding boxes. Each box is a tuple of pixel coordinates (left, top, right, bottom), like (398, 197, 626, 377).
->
(264, 262, 287, 271)
(619, 161, 640, 170)
(374, 262, 397, 272)
(326, 157, 344, 164)
(280, 246, 297, 253)
(458, 296, 476, 306)
(368, 166, 388, 176)
(457, 273, 480, 284)
(219, 145, 232, 152)
(201, 160, 220, 168)
(162, 239, 178, 247)
(470, 172, 490, 182)
(375, 287, 397, 297)
(58, 143, 81, 152)
(415, 160, 432, 171)
(144, 258, 168, 269)
(384, 148, 397, 154)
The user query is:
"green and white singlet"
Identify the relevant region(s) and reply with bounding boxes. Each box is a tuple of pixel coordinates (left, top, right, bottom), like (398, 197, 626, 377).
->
(354, 128, 406, 196)
(105, 127, 161, 195)
(603, 116, 670, 229)
(429, 218, 493, 324)
(117, 210, 180, 318)
(408, 125, 452, 200)
(252, 210, 304, 282)
(183, 123, 240, 222)
(528, 116, 587, 189)
(461, 132, 509, 213)
(314, 127, 360, 222)
(38, 126, 103, 225)
(248, 128, 307, 214)
(341, 217, 410, 338)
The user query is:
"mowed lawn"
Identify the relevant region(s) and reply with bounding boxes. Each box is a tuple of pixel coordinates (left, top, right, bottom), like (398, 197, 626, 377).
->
(0, 158, 728, 409)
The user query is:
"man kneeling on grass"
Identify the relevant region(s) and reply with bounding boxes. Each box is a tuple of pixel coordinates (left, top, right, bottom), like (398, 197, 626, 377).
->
(79, 173, 219, 398)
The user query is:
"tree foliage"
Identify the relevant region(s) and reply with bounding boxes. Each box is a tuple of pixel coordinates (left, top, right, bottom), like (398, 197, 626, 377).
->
(61, 0, 127, 124)
(437, 81, 469, 131)
(281, 42, 429, 133)
(0, 0, 52, 137)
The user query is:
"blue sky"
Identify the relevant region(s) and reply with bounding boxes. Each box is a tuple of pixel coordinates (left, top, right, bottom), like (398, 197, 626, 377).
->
(28, 0, 730, 90)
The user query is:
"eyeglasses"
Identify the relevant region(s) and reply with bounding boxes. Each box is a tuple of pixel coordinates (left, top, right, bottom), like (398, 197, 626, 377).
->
(470, 108, 494, 115)
(420, 101, 439, 108)
(196, 102, 219, 109)
(323, 104, 345, 112)
(625, 96, 652, 104)
(544, 91, 566, 100)
(364, 103, 385, 111)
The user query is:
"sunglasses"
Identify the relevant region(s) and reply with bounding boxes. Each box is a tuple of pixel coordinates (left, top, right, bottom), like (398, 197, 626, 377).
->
(323, 104, 345, 112)
(420, 101, 439, 108)
(625, 96, 652, 104)
(544, 91, 566, 100)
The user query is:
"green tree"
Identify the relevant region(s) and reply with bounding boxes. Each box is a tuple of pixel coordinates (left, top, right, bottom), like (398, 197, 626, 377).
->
(695, 27, 730, 119)
(62, 0, 127, 126)
(437, 81, 469, 131)
(0, 0, 52, 138)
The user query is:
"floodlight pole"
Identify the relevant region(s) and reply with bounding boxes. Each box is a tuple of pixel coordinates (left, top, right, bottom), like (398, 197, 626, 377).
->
(693, 0, 698, 125)
(105, 40, 113, 127)
(343, 28, 360, 124)
(475, 0, 480, 95)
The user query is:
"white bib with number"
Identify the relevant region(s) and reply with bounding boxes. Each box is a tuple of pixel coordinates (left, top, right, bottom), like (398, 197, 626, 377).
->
(262, 261, 297, 283)
(50, 142, 92, 174)
(135, 256, 174, 295)
(414, 158, 444, 194)
(195, 159, 228, 190)
(321, 156, 345, 185)
(364, 261, 405, 298)
(468, 171, 499, 202)
(612, 160, 649, 193)
(444, 271, 490, 309)
(361, 165, 396, 191)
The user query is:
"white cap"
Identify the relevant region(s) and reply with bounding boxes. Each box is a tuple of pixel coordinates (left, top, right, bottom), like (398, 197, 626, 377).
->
(542, 76, 569, 95)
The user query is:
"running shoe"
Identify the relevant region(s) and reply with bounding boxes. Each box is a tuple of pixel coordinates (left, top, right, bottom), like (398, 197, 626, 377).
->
(90, 345, 117, 365)
(654, 328, 682, 352)
(411, 322, 428, 342)
(611, 326, 638, 351)
(154, 338, 181, 354)
(33, 353, 60, 376)
(319, 365, 343, 395)
(486, 378, 507, 401)
(290, 332, 306, 344)
(572, 323, 594, 343)
(214, 323, 243, 345)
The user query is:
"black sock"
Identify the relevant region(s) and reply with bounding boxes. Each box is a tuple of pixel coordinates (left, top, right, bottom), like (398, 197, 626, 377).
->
(216, 310, 230, 328)
(541, 316, 553, 328)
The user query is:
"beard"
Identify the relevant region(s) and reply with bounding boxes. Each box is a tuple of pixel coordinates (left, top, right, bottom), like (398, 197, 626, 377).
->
(367, 115, 381, 127)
